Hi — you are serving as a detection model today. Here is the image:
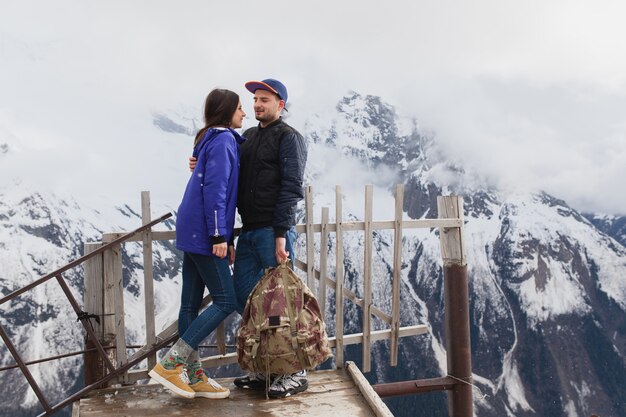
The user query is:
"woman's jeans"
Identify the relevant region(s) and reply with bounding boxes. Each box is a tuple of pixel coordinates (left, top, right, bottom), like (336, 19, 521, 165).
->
(233, 226, 296, 314)
(178, 252, 237, 350)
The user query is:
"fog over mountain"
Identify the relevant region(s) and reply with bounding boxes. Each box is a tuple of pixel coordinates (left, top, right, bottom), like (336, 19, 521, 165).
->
(2, 2, 626, 216)
(1, 92, 625, 417)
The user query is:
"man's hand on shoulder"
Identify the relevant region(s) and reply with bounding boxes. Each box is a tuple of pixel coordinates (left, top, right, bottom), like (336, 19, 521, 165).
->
(189, 157, 197, 172)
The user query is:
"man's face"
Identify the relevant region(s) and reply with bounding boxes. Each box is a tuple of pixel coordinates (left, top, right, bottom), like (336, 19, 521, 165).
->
(253, 89, 284, 126)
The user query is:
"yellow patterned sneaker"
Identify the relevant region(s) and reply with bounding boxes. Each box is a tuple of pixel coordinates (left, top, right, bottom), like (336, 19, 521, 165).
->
(189, 373, 230, 399)
(148, 363, 195, 399)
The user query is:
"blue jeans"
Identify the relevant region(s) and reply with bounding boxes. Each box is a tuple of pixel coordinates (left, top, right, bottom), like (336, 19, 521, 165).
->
(178, 252, 237, 350)
(233, 227, 296, 314)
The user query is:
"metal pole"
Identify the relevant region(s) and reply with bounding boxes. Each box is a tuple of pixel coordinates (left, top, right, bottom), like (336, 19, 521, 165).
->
(54, 275, 116, 374)
(0, 212, 172, 306)
(373, 376, 456, 397)
(35, 332, 178, 416)
(437, 195, 473, 417)
(0, 324, 51, 413)
(444, 263, 473, 417)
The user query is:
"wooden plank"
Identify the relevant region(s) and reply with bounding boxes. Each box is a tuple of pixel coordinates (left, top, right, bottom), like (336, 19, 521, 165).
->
(346, 361, 395, 417)
(335, 185, 344, 368)
(71, 400, 80, 417)
(390, 184, 403, 366)
(362, 185, 373, 373)
(101, 217, 463, 244)
(401, 218, 463, 229)
(104, 244, 127, 383)
(319, 207, 329, 315)
(141, 191, 157, 371)
(437, 196, 466, 266)
(83, 242, 104, 385)
(329, 325, 428, 347)
(305, 185, 315, 289)
(102, 218, 463, 244)
(294, 218, 463, 234)
(102, 246, 119, 383)
(77, 369, 378, 417)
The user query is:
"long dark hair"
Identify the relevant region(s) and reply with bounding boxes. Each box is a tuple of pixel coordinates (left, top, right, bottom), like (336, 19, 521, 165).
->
(194, 89, 240, 147)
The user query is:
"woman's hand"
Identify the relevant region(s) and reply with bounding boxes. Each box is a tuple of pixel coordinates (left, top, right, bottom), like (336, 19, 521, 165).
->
(212, 242, 228, 259)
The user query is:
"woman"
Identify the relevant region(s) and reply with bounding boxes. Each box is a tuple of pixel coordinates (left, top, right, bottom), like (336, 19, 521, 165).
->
(149, 89, 246, 399)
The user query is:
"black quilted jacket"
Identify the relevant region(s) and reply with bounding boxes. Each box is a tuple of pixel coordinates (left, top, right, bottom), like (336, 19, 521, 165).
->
(238, 118, 307, 237)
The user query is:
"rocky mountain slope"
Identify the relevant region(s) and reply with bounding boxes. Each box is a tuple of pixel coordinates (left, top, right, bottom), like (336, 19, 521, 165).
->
(1, 92, 625, 417)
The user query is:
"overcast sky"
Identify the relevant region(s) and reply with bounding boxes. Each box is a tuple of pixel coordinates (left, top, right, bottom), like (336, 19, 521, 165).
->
(1, 0, 625, 215)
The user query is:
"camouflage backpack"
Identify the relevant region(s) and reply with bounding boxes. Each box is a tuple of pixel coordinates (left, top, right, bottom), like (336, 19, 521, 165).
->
(236, 262, 333, 376)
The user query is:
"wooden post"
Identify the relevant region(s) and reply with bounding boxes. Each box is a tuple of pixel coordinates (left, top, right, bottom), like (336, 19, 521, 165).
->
(305, 186, 315, 290)
(362, 185, 373, 373)
(83, 242, 105, 386)
(141, 191, 157, 371)
(319, 207, 329, 315)
(335, 186, 345, 368)
(103, 243, 127, 384)
(346, 361, 395, 417)
(390, 185, 403, 366)
(437, 196, 473, 417)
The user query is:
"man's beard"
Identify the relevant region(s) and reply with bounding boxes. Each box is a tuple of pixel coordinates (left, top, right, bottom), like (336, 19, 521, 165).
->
(255, 111, 278, 125)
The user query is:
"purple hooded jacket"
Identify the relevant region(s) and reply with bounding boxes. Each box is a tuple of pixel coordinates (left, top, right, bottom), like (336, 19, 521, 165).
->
(175, 128, 245, 256)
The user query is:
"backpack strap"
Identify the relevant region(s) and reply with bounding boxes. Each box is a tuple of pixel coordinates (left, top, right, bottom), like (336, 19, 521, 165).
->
(279, 262, 308, 369)
(251, 324, 261, 372)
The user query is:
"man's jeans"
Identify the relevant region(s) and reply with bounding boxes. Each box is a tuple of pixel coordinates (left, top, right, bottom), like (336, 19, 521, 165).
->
(178, 252, 237, 350)
(233, 226, 296, 314)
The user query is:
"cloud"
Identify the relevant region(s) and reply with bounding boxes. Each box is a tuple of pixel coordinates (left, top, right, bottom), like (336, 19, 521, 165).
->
(1, 0, 625, 214)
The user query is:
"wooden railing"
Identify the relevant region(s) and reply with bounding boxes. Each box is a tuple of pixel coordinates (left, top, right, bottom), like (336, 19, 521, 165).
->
(0, 184, 472, 416)
(83, 185, 464, 383)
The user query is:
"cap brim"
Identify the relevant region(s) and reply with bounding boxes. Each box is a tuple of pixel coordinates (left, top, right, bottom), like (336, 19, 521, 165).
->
(245, 81, 280, 96)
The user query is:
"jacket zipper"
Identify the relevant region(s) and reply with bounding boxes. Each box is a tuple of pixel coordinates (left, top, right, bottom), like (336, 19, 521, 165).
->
(214, 210, 219, 237)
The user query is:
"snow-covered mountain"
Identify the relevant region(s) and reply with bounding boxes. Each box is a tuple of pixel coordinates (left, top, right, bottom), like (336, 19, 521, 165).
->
(301, 93, 626, 417)
(0, 186, 186, 417)
(583, 213, 626, 247)
(1, 92, 625, 417)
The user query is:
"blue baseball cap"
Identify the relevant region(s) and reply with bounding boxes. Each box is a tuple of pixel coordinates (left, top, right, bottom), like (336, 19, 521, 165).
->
(245, 78, 288, 105)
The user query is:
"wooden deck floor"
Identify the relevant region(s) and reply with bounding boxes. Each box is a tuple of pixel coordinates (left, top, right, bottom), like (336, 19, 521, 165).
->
(73, 364, 392, 417)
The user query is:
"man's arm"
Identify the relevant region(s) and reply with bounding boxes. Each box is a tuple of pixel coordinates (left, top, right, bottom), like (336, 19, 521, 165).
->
(275, 236, 289, 264)
(273, 132, 307, 236)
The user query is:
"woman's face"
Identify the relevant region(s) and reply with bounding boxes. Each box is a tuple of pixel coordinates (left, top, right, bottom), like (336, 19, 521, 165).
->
(230, 100, 246, 129)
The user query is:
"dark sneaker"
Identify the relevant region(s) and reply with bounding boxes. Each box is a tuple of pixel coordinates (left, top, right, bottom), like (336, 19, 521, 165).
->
(233, 372, 269, 391)
(267, 371, 308, 398)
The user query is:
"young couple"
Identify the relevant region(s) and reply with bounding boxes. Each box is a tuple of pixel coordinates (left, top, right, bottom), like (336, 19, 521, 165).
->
(148, 79, 309, 400)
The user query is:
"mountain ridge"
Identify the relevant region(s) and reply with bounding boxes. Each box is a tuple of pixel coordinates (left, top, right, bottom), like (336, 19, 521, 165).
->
(1, 92, 624, 417)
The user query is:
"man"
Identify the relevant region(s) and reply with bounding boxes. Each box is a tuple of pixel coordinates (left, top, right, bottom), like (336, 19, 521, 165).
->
(233, 78, 308, 398)
(190, 78, 308, 398)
